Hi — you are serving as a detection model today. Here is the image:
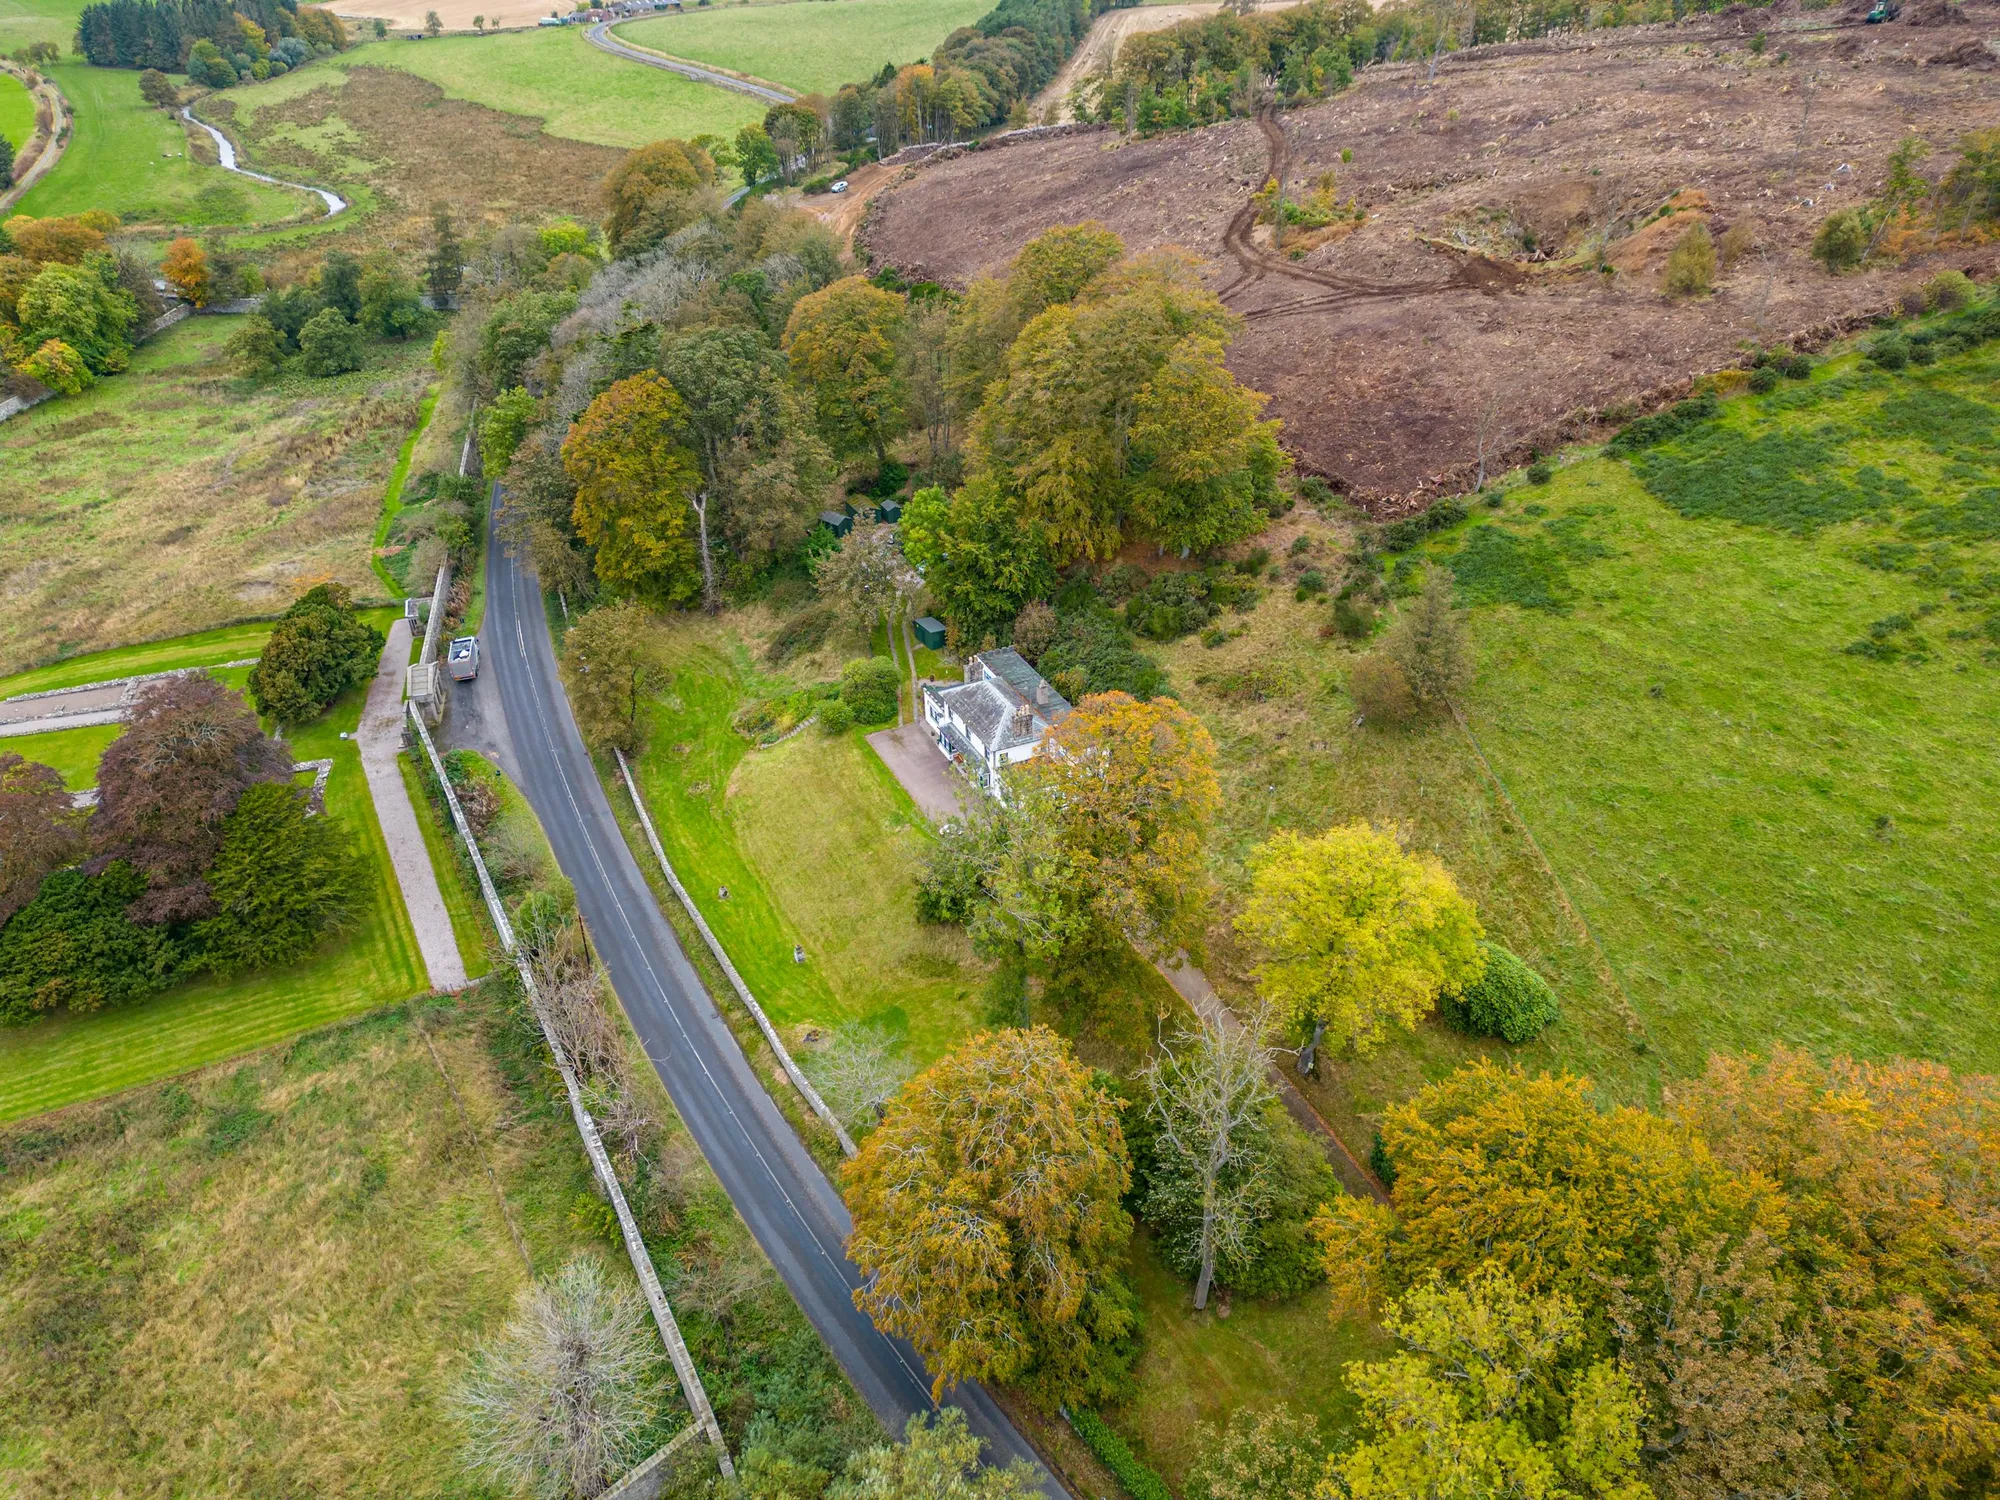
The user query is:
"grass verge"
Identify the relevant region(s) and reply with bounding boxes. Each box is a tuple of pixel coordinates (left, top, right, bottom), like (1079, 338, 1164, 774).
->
(371, 383, 439, 599)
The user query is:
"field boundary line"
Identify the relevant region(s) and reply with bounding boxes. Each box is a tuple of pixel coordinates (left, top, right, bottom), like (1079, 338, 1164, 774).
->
(1447, 699, 1654, 1045)
(409, 704, 736, 1478)
(613, 746, 857, 1159)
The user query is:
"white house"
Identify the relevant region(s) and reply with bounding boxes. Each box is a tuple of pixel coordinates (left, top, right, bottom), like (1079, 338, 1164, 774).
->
(921, 648, 1071, 800)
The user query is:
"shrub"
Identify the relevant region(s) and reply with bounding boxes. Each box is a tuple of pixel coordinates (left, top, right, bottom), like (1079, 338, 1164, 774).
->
(1717, 219, 1756, 268)
(249, 582, 384, 725)
(226, 316, 286, 377)
(1662, 222, 1715, 297)
(297, 307, 363, 376)
(1748, 365, 1780, 394)
(18, 338, 90, 395)
(817, 698, 853, 735)
(1810, 208, 1870, 273)
(1440, 941, 1560, 1042)
(1069, 1411, 1173, 1500)
(1607, 392, 1719, 454)
(1347, 654, 1415, 725)
(1866, 333, 1910, 371)
(1926, 269, 1976, 312)
(1294, 569, 1325, 600)
(1235, 546, 1271, 575)
(1526, 460, 1553, 485)
(1780, 352, 1813, 380)
(838, 656, 899, 724)
(1332, 595, 1374, 639)
(1377, 497, 1469, 552)
(1011, 600, 1058, 664)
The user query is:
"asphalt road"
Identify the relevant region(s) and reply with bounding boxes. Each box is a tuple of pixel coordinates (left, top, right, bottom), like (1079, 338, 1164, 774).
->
(479, 496, 1067, 1494)
(584, 21, 796, 104)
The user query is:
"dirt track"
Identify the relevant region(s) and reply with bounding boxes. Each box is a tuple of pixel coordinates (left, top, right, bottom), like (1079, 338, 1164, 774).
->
(1028, 0, 1308, 123)
(868, 3, 2000, 505)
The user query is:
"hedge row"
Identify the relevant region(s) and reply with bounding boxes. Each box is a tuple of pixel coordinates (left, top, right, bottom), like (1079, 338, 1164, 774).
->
(1068, 1409, 1174, 1500)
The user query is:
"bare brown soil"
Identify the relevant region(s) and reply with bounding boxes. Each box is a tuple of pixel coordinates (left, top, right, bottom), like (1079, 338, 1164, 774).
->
(866, 5, 2000, 507)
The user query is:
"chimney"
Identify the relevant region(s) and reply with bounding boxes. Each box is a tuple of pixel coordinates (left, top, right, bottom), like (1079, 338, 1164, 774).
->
(1035, 679, 1052, 708)
(1012, 703, 1033, 738)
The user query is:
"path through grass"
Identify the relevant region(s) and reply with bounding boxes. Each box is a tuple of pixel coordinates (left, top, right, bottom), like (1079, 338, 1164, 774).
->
(616, 0, 989, 96)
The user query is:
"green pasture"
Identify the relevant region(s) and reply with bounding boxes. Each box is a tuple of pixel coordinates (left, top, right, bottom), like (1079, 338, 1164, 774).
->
(244, 32, 765, 151)
(1430, 347, 2000, 1077)
(0, 0, 81, 53)
(15, 62, 304, 224)
(0, 70, 34, 153)
(615, 0, 990, 96)
(0, 661, 431, 1124)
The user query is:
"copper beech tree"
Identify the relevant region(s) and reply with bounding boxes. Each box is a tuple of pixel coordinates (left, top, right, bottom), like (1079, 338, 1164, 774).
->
(840, 1026, 1135, 1408)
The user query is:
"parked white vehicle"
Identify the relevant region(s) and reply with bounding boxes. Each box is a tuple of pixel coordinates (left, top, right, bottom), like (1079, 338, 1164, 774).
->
(447, 636, 480, 682)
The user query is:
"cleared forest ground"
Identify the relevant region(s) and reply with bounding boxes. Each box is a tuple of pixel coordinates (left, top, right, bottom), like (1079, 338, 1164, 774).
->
(867, 1, 2000, 506)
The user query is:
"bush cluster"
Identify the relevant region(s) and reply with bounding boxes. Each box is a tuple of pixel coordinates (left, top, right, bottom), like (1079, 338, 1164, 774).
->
(1607, 392, 1720, 455)
(1377, 497, 1468, 553)
(1439, 942, 1561, 1042)
(1118, 568, 1260, 643)
(839, 657, 900, 725)
(1068, 1411, 1173, 1500)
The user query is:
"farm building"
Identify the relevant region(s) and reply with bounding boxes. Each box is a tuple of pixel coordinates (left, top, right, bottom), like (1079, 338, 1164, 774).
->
(921, 648, 1070, 800)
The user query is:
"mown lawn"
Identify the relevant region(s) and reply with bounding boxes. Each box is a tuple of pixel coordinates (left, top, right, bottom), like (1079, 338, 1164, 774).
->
(615, 0, 990, 96)
(0, 673, 429, 1123)
(0, 621, 273, 699)
(0, 989, 638, 1497)
(15, 61, 303, 224)
(0, 721, 121, 786)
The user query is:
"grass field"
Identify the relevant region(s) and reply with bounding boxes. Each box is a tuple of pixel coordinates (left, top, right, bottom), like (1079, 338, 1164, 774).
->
(0, 313, 431, 677)
(0, 70, 34, 154)
(15, 62, 305, 225)
(0, 0, 80, 54)
(0, 722, 121, 786)
(332, 31, 765, 149)
(0, 990, 653, 1496)
(615, 0, 990, 96)
(0, 666, 429, 1123)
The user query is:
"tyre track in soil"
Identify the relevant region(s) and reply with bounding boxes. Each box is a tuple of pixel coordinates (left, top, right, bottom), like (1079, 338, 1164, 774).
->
(1215, 106, 1479, 321)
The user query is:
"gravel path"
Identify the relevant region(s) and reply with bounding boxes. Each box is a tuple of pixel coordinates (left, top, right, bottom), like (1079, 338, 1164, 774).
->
(360, 620, 467, 994)
(584, 22, 797, 104)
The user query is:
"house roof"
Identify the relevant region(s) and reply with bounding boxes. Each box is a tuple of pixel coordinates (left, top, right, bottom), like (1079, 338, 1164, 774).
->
(924, 649, 1071, 755)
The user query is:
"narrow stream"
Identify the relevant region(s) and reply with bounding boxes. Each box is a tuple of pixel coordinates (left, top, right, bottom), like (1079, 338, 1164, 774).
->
(181, 106, 347, 216)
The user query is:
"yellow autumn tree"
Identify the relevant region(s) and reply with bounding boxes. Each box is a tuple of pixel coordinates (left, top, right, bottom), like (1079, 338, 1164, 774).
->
(782, 275, 905, 464)
(989, 691, 1220, 966)
(160, 237, 210, 308)
(561, 372, 704, 607)
(1320, 1061, 1771, 1312)
(1235, 822, 1484, 1058)
(841, 1026, 1134, 1408)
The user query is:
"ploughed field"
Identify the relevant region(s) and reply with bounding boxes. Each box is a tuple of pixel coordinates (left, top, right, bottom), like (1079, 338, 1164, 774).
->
(864, 0, 2000, 506)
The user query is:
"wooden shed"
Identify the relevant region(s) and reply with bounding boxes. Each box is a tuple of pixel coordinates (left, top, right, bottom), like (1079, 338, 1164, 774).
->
(818, 509, 853, 539)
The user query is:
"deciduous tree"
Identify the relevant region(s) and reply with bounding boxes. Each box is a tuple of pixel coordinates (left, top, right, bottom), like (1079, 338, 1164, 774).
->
(559, 601, 666, 754)
(1673, 1047, 2000, 1500)
(1235, 821, 1483, 1059)
(160, 236, 210, 307)
(16, 251, 136, 374)
(562, 372, 704, 607)
(898, 481, 1056, 645)
(297, 306, 363, 376)
(1186, 1403, 1329, 1500)
(91, 674, 294, 923)
(0, 751, 84, 924)
(842, 1025, 1135, 1407)
(248, 582, 384, 726)
(833, 1408, 1045, 1500)
(813, 521, 920, 646)
(992, 691, 1220, 965)
(784, 275, 905, 464)
(1321, 1268, 1651, 1500)
(1126, 335, 1283, 557)
(601, 138, 716, 256)
(455, 1257, 658, 1500)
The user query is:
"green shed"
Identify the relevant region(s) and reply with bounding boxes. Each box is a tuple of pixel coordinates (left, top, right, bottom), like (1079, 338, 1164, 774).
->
(913, 616, 947, 651)
(819, 510, 853, 538)
(875, 498, 903, 524)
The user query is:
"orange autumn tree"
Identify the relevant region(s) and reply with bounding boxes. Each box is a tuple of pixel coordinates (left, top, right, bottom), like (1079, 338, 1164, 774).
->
(986, 690, 1220, 967)
(561, 371, 703, 608)
(160, 237, 210, 308)
(841, 1026, 1134, 1408)
(1674, 1047, 2000, 1500)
